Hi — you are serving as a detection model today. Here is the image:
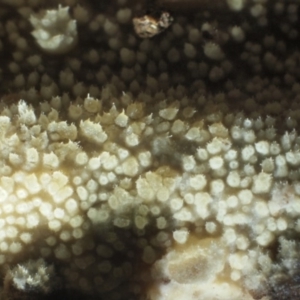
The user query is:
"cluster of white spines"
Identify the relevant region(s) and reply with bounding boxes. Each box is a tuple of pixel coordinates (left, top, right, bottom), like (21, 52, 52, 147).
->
(29, 5, 77, 54)
(8, 258, 54, 294)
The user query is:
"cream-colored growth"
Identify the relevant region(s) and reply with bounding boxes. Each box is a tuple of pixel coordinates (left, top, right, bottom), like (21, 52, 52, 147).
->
(30, 5, 78, 54)
(146, 238, 251, 300)
(0, 98, 300, 297)
(147, 280, 253, 300)
(166, 238, 225, 284)
(3, 0, 300, 297)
